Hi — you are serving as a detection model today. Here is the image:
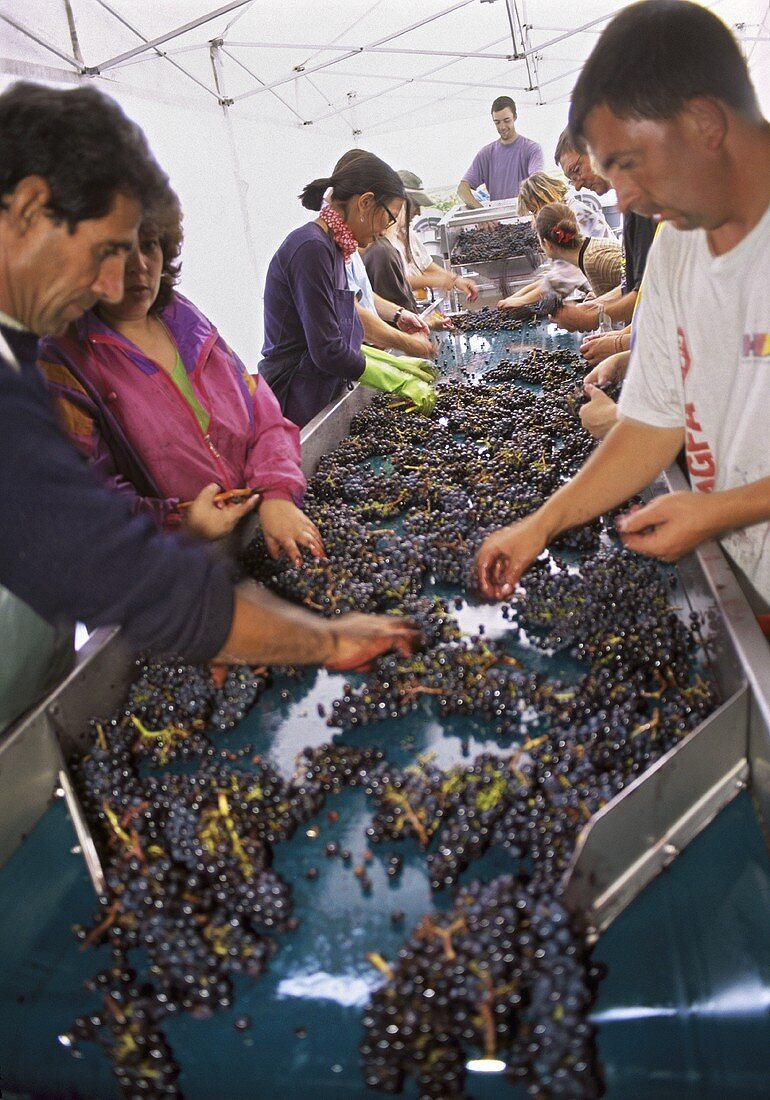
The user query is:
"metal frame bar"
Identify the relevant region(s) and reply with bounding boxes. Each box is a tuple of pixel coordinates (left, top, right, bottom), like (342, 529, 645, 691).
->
(95, 0, 222, 100)
(220, 45, 306, 121)
(0, 11, 80, 69)
(88, 0, 254, 74)
(225, 41, 514, 59)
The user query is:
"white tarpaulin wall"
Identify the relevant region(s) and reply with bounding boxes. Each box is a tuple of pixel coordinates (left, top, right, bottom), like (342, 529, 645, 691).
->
(2, 0, 769, 362)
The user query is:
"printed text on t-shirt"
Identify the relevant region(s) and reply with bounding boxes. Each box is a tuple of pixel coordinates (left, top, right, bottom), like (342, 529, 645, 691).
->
(685, 402, 716, 492)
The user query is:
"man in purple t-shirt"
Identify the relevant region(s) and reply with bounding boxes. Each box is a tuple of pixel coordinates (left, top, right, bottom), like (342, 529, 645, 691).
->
(457, 96, 544, 208)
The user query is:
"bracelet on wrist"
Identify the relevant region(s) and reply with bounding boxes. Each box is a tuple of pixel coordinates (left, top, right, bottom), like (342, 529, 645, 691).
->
(393, 307, 403, 327)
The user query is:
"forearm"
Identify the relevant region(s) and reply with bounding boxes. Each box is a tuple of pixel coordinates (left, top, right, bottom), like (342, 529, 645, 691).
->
(595, 285, 622, 304)
(458, 180, 482, 209)
(701, 476, 770, 539)
(372, 293, 401, 324)
(511, 285, 543, 307)
(356, 303, 411, 353)
(531, 418, 684, 540)
(216, 581, 337, 665)
(408, 263, 454, 292)
(605, 291, 637, 325)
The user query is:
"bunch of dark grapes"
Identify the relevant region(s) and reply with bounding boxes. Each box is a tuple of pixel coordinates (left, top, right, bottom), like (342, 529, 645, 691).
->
(448, 306, 529, 333)
(362, 871, 602, 1099)
(330, 635, 540, 734)
(62, 962, 181, 1098)
(121, 658, 270, 763)
(66, 735, 384, 1093)
(451, 221, 540, 264)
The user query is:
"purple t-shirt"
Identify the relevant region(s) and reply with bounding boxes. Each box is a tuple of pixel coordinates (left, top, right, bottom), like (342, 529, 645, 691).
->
(462, 135, 545, 201)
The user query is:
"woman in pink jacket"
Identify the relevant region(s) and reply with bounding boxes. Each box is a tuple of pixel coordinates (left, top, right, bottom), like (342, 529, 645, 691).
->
(39, 189, 323, 565)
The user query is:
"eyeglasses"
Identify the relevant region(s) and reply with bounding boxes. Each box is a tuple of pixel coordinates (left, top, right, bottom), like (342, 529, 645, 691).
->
(562, 156, 584, 183)
(378, 200, 398, 227)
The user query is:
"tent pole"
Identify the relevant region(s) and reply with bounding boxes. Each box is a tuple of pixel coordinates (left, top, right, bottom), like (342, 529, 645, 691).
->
(219, 45, 307, 124)
(93, 0, 221, 100)
(0, 12, 79, 69)
(62, 0, 85, 68)
(209, 42, 261, 303)
(89, 1, 253, 74)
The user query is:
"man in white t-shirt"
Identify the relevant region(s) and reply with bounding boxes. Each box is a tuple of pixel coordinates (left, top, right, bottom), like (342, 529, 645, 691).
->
(476, 0, 770, 612)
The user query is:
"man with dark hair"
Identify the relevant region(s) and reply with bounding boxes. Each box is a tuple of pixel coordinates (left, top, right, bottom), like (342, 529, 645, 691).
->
(0, 82, 169, 229)
(477, 1, 770, 615)
(0, 82, 419, 730)
(551, 126, 656, 333)
(457, 96, 544, 209)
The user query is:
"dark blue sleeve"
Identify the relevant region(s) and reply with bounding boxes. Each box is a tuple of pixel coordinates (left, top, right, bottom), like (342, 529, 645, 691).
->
(286, 237, 365, 381)
(0, 356, 235, 663)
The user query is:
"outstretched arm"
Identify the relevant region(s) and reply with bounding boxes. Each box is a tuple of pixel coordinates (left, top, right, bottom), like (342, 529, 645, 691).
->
(458, 180, 483, 209)
(476, 416, 683, 599)
(217, 581, 422, 671)
(617, 477, 770, 562)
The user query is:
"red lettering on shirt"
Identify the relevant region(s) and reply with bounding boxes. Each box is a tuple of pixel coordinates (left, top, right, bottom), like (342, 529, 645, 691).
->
(684, 402, 702, 432)
(684, 400, 716, 493)
(678, 327, 691, 380)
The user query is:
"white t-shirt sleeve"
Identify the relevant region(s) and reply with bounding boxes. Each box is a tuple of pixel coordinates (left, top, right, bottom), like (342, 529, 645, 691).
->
(617, 226, 686, 430)
(408, 229, 433, 273)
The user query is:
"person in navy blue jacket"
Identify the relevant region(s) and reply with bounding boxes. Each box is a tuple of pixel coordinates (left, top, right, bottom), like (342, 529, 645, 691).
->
(259, 153, 407, 428)
(0, 82, 421, 731)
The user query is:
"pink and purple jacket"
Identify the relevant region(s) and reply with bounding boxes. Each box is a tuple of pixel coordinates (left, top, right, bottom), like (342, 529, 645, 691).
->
(38, 293, 305, 529)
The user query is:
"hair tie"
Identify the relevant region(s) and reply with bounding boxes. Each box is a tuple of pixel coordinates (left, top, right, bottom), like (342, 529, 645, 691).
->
(551, 226, 575, 245)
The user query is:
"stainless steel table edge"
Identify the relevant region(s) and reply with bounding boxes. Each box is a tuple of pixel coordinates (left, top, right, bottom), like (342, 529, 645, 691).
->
(563, 463, 770, 937)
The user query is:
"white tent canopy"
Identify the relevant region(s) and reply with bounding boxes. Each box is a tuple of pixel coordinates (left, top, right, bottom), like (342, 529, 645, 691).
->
(2, 0, 769, 360)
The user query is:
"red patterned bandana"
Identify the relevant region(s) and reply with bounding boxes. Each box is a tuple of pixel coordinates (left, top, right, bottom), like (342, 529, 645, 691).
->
(319, 203, 358, 262)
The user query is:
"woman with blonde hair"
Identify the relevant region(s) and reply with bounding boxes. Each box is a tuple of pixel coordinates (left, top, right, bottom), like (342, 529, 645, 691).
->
(519, 171, 614, 239)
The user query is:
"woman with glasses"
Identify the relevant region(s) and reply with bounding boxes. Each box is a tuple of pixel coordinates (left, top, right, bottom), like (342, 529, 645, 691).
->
(259, 152, 414, 428)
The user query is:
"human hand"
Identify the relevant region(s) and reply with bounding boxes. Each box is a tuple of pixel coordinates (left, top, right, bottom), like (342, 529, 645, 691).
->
(584, 351, 629, 389)
(498, 294, 524, 310)
(580, 332, 618, 366)
(400, 331, 437, 358)
(475, 517, 548, 600)
(397, 309, 430, 337)
(259, 498, 325, 566)
(615, 492, 720, 562)
(580, 385, 618, 440)
(457, 278, 479, 302)
(429, 312, 456, 332)
(550, 302, 597, 332)
(324, 613, 424, 672)
(183, 482, 259, 540)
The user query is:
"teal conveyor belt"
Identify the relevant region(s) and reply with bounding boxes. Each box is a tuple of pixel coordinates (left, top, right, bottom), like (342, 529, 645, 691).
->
(2, 791, 770, 1098)
(1, 321, 768, 1099)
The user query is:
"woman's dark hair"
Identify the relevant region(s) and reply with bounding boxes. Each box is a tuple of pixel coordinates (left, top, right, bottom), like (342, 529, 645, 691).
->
(141, 187, 184, 314)
(399, 195, 418, 266)
(300, 151, 405, 211)
(570, 0, 761, 138)
(535, 203, 582, 249)
(0, 81, 171, 230)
